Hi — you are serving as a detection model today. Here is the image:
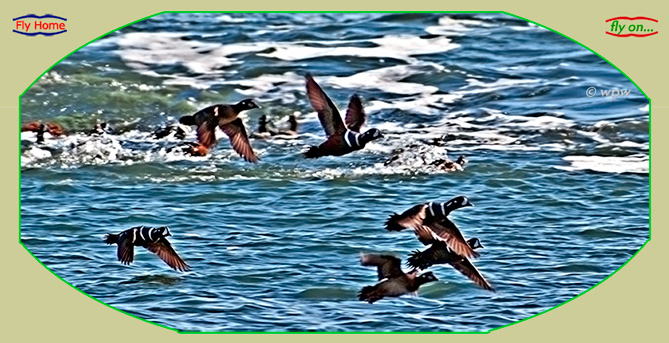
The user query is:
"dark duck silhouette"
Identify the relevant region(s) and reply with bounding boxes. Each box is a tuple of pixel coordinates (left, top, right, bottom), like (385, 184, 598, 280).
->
(251, 115, 277, 139)
(178, 99, 261, 162)
(104, 226, 190, 272)
(277, 114, 299, 136)
(385, 196, 478, 259)
(407, 226, 494, 292)
(358, 253, 438, 303)
(303, 74, 382, 158)
(88, 122, 112, 136)
(253, 114, 299, 139)
(153, 122, 190, 140)
(21, 122, 64, 143)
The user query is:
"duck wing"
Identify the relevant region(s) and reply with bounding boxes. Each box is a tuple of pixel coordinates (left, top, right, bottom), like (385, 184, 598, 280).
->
(385, 203, 428, 232)
(360, 253, 404, 280)
(414, 225, 441, 246)
(145, 238, 191, 272)
(426, 218, 479, 259)
(305, 74, 346, 137)
(344, 94, 366, 132)
(220, 118, 259, 163)
(195, 111, 219, 149)
(450, 258, 495, 292)
(117, 234, 134, 265)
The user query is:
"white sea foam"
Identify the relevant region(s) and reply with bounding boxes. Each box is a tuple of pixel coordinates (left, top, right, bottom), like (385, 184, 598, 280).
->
(459, 78, 541, 94)
(116, 32, 272, 76)
(557, 155, 649, 174)
(366, 93, 463, 115)
(217, 14, 247, 23)
(425, 16, 495, 36)
(258, 35, 459, 62)
(114, 32, 458, 90)
(327, 65, 441, 95)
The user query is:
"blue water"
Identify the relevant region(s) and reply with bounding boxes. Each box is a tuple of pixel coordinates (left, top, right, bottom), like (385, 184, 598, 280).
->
(20, 13, 649, 332)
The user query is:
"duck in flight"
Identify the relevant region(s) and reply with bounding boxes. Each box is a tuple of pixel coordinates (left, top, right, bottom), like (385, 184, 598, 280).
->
(407, 226, 494, 292)
(178, 99, 261, 162)
(104, 226, 190, 272)
(303, 74, 383, 158)
(385, 196, 478, 259)
(358, 253, 438, 303)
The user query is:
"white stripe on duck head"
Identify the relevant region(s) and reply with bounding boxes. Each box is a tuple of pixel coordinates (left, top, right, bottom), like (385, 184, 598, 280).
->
(427, 196, 473, 219)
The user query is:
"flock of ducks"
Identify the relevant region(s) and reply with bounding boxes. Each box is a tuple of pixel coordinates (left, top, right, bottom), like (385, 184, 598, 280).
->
(358, 196, 494, 303)
(23, 73, 492, 303)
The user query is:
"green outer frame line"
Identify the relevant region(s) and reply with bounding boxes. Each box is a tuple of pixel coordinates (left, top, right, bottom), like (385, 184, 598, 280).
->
(18, 10, 651, 334)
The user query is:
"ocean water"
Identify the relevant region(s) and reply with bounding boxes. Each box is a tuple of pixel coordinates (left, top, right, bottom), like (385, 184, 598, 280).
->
(20, 13, 649, 332)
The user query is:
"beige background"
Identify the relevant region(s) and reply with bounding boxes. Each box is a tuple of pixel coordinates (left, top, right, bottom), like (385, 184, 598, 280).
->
(2, 1, 662, 341)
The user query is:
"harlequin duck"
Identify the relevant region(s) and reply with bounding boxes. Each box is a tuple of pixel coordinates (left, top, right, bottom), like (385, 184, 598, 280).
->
(358, 253, 438, 303)
(431, 155, 467, 172)
(104, 226, 190, 272)
(385, 196, 478, 259)
(166, 141, 210, 157)
(277, 114, 299, 136)
(407, 226, 494, 292)
(21, 121, 64, 143)
(303, 74, 383, 158)
(251, 115, 277, 139)
(88, 122, 112, 136)
(178, 99, 261, 162)
(153, 122, 190, 140)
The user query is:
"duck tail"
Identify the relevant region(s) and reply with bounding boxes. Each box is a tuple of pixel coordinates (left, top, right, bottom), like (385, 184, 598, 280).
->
(407, 250, 432, 270)
(303, 146, 322, 159)
(104, 233, 119, 245)
(358, 285, 382, 304)
(384, 213, 406, 232)
(179, 115, 195, 126)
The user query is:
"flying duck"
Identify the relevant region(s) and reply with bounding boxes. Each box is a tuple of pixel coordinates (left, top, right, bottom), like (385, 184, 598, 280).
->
(303, 74, 383, 158)
(21, 121, 64, 143)
(385, 196, 478, 259)
(178, 99, 261, 162)
(407, 226, 494, 292)
(358, 253, 438, 303)
(104, 226, 190, 272)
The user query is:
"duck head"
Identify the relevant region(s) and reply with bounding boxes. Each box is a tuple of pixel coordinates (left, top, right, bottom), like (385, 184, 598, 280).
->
(417, 272, 438, 284)
(360, 128, 384, 144)
(157, 226, 172, 237)
(467, 237, 484, 250)
(237, 99, 261, 111)
(427, 196, 473, 219)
